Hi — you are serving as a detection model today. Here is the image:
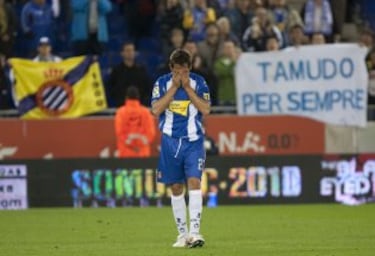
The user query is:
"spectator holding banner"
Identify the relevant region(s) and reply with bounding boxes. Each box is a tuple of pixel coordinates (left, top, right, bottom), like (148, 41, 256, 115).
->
(114, 86, 155, 158)
(358, 28, 374, 53)
(311, 32, 326, 44)
(286, 24, 309, 47)
(265, 35, 280, 51)
(33, 36, 61, 62)
(8, 36, 61, 106)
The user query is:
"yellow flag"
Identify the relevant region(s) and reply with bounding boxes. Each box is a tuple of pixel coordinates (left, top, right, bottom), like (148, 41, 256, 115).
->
(10, 56, 107, 119)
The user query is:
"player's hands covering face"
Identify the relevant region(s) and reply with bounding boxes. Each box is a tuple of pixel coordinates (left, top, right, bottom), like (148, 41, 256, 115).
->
(172, 71, 182, 88)
(171, 64, 190, 88)
(180, 69, 190, 88)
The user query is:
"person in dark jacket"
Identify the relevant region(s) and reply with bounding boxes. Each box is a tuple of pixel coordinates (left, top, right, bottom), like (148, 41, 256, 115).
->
(107, 42, 152, 107)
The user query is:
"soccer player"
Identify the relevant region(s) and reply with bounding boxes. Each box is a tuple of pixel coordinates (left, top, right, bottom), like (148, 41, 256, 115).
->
(151, 49, 210, 248)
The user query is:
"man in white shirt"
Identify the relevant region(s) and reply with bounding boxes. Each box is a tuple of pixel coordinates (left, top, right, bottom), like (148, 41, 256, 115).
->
(33, 37, 62, 62)
(10, 36, 62, 107)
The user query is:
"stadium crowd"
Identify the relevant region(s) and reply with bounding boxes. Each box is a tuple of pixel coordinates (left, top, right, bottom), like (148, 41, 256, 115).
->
(0, 0, 374, 112)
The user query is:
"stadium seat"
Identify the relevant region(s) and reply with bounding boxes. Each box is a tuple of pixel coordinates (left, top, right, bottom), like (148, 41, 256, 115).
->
(137, 37, 162, 53)
(136, 52, 165, 80)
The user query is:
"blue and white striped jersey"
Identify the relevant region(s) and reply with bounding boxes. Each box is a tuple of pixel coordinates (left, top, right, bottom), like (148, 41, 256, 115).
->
(151, 72, 211, 141)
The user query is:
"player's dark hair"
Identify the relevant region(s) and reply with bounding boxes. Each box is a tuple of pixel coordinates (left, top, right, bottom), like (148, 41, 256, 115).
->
(126, 86, 140, 100)
(169, 49, 192, 68)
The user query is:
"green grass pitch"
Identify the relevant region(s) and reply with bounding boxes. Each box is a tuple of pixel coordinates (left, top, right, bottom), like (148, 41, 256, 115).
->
(0, 204, 374, 256)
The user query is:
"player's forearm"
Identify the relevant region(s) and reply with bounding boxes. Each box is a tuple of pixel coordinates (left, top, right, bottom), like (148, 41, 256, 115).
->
(185, 86, 210, 115)
(151, 86, 178, 116)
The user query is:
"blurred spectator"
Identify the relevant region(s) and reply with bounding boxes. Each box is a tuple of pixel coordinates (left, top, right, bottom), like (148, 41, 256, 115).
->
(183, 0, 216, 42)
(213, 40, 237, 105)
(252, 0, 268, 8)
(224, 0, 253, 43)
(215, 0, 235, 10)
(358, 28, 374, 53)
(71, 0, 112, 56)
(114, 86, 155, 158)
(301, 0, 336, 42)
(21, 0, 53, 57)
(107, 42, 152, 107)
(0, 54, 12, 109)
(33, 36, 61, 62)
(330, 0, 348, 38)
(47, 0, 56, 17)
(216, 16, 240, 46)
(183, 39, 218, 105)
(242, 7, 283, 51)
(48, 0, 72, 21)
(197, 22, 224, 70)
(286, 24, 309, 47)
(348, 0, 360, 23)
(162, 27, 185, 59)
(207, 0, 226, 17)
(311, 32, 326, 44)
(367, 48, 375, 106)
(159, 0, 184, 44)
(123, 0, 157, 43)
(268, 0, 303, 34)
(0, 0, 17, 58)
(265, 35, 280, 51)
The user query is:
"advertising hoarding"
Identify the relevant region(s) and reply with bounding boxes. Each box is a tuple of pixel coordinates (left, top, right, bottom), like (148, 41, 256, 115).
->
(0, 116, 324, 159)
(0, 165, 28, 209)
(1, 156, 323, 207)
(319, 154, 375, 205)
(3, 155, 374, 208)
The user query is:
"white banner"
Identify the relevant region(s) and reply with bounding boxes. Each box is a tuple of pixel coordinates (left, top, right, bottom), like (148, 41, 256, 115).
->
(235, 44, 368, 127)
(0, 165, 28, 210)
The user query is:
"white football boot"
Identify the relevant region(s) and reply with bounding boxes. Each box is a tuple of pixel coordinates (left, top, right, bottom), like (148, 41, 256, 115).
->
(172, 234, 187, 248)
(186, 234, 205, 248)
